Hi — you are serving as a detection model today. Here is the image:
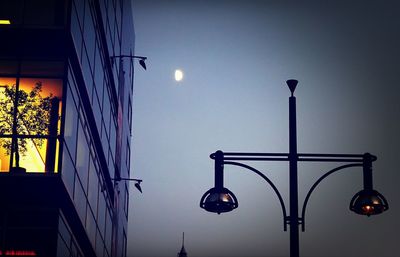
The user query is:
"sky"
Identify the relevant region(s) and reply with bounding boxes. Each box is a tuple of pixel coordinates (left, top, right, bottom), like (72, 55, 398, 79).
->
(128, 1, 400, 256)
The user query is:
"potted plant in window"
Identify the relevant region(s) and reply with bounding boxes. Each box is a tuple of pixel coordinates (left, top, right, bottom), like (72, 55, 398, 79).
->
(0, 81, 57, 173)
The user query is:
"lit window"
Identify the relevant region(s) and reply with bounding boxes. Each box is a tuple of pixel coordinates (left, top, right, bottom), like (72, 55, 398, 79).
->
(0, 77, 62, 173)
(0, 20, 11, 25)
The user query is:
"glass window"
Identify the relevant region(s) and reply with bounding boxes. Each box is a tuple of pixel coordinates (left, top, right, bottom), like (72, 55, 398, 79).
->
(125, 139, 130, 174)
(114, 21, 121, 54)
(81, 50, 93, 99)
(86, 209, 97, 246)
(95, 229, 104, 257)
(105, 209, 112, 253)
(101, 121, 109, 156)
(124, 184, 129, 218)
(109, 124, 116, 159)
(71, 240, 78, 257)
(74, 177, 87, 223)
(115, 0, 122, 40)
(61, 149, 75, 197)
(0, 77, 63, 173)
(87, 156, 99, 214)
(93, 88, 102, 131)
(94, 39, 104, 101)
(56, 234, 70, 257)
(102, 88, 111, 135)
(58, 214, 72, 247)
(73, 0, 85, 28)
(83, 2, 96, 67)
(97, 192, 106, 236)
(71, 2, 83, 59)
(99, 0, 107, 25)
(127, 96, 132, 135)
(64, 85, 78, 161)
(107, 149, 114, 180)
(76, 122, 89, 191)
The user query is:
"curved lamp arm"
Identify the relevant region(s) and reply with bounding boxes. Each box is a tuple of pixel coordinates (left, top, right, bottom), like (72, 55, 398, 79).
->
(224, 161, 288, 231)
(300, 163, 362, 231)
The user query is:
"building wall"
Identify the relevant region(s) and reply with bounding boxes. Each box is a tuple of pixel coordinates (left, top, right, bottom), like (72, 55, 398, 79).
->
(0, 0, 135, 256)
(65, 0, 134, 256)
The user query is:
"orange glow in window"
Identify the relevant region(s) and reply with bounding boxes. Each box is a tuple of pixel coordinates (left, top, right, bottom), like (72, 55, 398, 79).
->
(0, 77, 62, 173)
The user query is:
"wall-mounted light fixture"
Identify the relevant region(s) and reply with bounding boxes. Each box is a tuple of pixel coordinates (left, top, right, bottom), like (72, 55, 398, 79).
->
(110, 55, 147, 70)
(112, 178, 143, 193)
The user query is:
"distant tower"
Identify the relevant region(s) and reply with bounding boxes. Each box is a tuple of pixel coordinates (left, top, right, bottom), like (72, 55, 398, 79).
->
(177, 232, 188, 257)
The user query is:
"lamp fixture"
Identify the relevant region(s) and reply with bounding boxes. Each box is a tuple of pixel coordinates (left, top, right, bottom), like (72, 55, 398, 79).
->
(350, 189, 388, 216)
(200, 80, 389, 257)
(200, 187, 238, 214)
(349, 153, 388, 216)
(112, 178, 143, 193)
(110, 55, 147, 70)
(200, 150, 238, 214)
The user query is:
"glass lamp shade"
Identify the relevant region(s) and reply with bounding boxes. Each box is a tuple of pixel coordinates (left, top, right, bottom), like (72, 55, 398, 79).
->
(200, 187, 238, 214)
(350, 189, 388, 216)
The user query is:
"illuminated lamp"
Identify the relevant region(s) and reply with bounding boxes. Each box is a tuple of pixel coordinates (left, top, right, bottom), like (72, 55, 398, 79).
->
(350, 189, 388, 216)
(200, 150, 239, 214)
(200, 186, 238, 214)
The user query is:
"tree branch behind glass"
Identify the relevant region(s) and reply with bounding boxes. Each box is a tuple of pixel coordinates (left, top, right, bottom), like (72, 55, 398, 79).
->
(0, 81, 56, 171)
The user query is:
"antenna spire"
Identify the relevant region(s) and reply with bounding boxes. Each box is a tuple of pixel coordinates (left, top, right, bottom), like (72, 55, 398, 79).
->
(177, 232, 188, 257)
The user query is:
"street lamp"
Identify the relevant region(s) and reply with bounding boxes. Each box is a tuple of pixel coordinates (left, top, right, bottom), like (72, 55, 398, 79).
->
(200, 80, 388, 257)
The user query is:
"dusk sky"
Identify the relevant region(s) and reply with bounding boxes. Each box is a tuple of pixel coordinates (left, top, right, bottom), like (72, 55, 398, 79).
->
(128, 1, 400, 256)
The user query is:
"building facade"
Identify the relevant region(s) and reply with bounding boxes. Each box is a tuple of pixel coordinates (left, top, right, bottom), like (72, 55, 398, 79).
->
(0, 0, 135, 256)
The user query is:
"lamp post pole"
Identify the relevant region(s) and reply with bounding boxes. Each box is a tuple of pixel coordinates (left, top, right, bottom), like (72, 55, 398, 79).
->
(288, 80, 300, 257)
(200, 79, 389, 257)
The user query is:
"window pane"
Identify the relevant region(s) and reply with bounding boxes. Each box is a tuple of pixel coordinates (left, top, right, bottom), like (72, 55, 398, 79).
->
(76, 122, 89, 191)
(0, 138, 11, 172)
(64, 85, 78, 161)
(105, 210, 112, 253)
(86, 209, 96, 246)
(18, 138, 46, 172)
(71, 1, 83, 59)
(74, 177, 87, 223)
(0, 78, 16, 172)
(56, 234, 70, 257)
(95, 228, 104, 257)
(18, 78, 63, 136)
(3, 78, 63, 173)
(97, 192, 106, 237)
(61, 149, 75, 197)
(88, 156, 99, 215)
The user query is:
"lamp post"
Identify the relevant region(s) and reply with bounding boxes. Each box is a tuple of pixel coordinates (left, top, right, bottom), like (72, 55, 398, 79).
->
(200, 80, 388, 257)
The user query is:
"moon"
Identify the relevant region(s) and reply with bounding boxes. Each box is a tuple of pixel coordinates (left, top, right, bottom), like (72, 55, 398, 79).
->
(175, 69, 184, 82)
